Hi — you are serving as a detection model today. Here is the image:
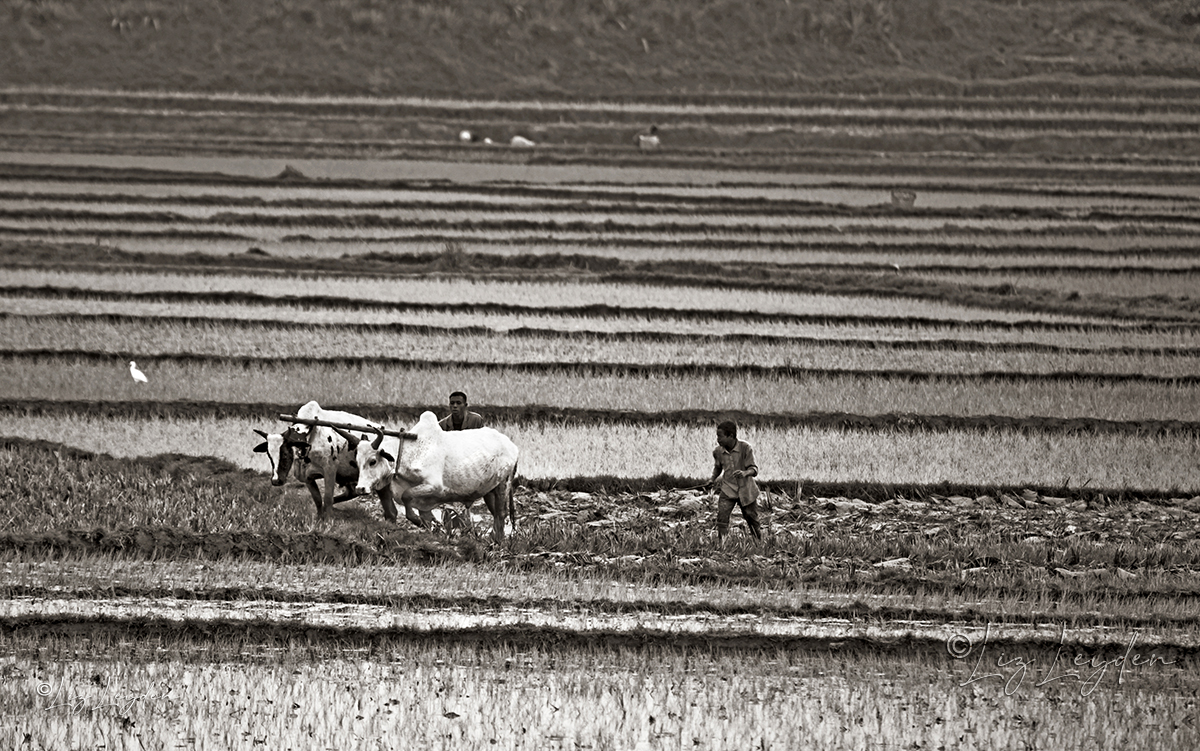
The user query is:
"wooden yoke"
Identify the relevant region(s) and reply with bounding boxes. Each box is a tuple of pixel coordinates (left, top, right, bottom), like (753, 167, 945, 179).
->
(279, 414, 419, 440)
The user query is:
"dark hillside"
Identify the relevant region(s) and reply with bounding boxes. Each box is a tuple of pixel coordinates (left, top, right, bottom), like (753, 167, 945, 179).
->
(4, 0, 1200, 99)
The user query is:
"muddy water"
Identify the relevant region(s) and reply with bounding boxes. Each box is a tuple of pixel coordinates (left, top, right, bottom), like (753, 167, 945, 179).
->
(6, 150, 1200, 204)
(4, 596, 1194, 649)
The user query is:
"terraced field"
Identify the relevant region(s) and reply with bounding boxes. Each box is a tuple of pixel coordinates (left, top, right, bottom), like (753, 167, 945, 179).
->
(4, 86, 1200, 749)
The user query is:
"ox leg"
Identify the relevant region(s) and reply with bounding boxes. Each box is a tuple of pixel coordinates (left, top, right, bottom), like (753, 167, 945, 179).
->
(304, 477, 324, 515)
(399, 497, 428, 528)
(376, 483, 400, 523)
(400, 503, 436, 529)
(320, 477, 338, 518)
(394, 481, 437, 530)
(482, 486, 505, 543)
(332, 485, 361, 505)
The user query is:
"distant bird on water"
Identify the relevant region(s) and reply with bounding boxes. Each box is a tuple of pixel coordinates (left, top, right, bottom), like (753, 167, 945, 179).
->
(129, 361, 148, 383)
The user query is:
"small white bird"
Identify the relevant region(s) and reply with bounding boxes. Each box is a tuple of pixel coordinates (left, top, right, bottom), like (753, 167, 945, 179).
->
(636, 125, 661, 152)
(510, 135, 536, 147)
(459, 129, 473, 142)
(129, 360, 148, 383)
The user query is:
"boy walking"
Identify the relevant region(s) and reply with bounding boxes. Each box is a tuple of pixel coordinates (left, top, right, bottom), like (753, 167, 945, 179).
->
(709, 420, 762, 541)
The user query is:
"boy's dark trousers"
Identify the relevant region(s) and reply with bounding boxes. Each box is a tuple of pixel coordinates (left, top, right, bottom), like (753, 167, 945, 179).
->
(717, 495, 762, 540)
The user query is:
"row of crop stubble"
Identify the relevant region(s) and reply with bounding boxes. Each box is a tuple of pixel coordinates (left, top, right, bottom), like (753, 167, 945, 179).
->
(4, 403, 1198, 491)
(3, 315, 1199, 377)
(3, 351, 1198, 423)
(6, 213, 1193, 242)
(5, 293, 1200, 350)
(0, 267, 1131, 324)
(8, 232, 1200, 273)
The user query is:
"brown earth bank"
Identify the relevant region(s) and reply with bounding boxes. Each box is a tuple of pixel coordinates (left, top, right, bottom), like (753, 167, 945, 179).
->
(4, 0, 1200, 101)
(5, 400, 1200, 440)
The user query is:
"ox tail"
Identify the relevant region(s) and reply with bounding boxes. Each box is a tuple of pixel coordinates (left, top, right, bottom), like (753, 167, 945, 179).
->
(507, 461, 518, 533)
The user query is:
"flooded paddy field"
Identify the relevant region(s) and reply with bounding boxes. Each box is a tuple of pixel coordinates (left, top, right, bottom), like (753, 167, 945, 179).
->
(4, 543, 1200, 750)
(4, 635, 1195, 751)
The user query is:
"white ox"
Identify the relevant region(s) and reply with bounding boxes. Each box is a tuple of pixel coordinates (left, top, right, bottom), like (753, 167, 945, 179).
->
(342, 411, 520, 542)
(253, 401, 382, 518)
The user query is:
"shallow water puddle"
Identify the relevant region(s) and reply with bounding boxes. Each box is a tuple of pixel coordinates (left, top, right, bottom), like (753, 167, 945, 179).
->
(3, 596, 1193, 647)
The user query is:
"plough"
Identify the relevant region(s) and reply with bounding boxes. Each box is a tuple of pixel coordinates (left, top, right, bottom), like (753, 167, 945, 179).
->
(278, 414, 418, 440)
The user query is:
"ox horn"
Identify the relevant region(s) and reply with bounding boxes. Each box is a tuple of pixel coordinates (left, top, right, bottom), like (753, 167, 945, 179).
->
(253, 429, 268, 438)
(371, 428, 385, 450)
(329, 425, 361, 451)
